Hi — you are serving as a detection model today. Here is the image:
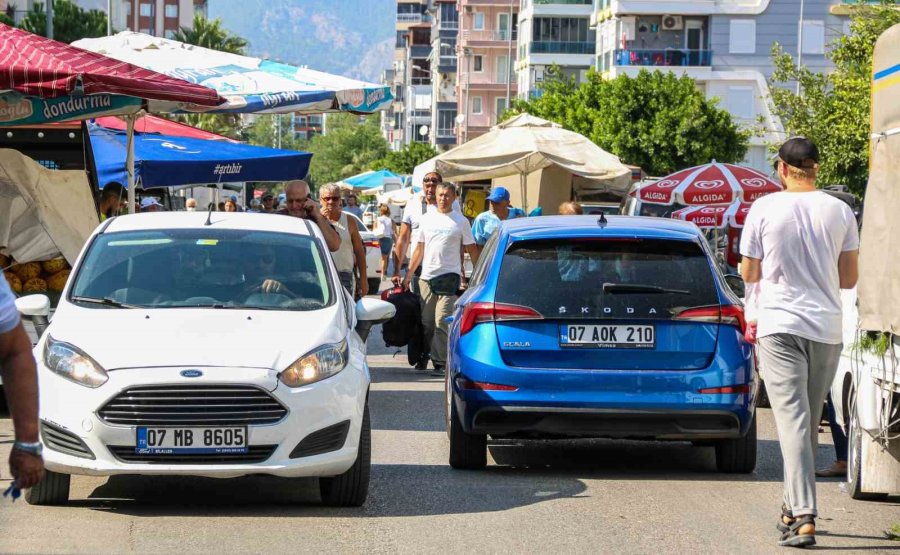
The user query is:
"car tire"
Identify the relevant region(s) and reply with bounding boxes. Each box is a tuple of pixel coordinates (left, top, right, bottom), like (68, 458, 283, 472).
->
(367, 278, 380, 295)
(715, 413, 757, 473)
(847, 394, 888, 501)
(448, 397, 487, 470)
(25, 469, 70, 505)
(319, 404, 371, 507)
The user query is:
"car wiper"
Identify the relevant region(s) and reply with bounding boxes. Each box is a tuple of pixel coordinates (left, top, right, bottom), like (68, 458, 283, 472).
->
(602, 282, 691, 295)
(70, 296, 145, 309)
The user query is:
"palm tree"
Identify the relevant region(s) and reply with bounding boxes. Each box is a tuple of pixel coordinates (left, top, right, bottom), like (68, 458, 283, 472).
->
(172, 14, 247, 55)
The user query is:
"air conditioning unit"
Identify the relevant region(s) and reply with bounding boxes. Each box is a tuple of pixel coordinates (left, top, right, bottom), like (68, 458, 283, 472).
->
(661, 15, 683, 31)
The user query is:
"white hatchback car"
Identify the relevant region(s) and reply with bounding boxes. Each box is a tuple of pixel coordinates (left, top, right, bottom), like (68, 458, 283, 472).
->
(17, 212, 394, 506)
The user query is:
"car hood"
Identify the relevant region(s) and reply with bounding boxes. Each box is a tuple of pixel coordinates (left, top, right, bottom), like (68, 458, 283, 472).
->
(45, 303, 348, 371)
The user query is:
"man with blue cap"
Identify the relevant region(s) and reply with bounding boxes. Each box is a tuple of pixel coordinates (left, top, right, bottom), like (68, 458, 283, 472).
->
(471, 187, 526, 247)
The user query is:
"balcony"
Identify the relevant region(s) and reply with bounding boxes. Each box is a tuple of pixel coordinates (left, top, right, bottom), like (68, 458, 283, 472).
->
(532, 0, 592, 3)
(614, 49, 712, 67)
(409, 45, 432, 58)
(529, 41, 595, 55)
(397, 13, 432, 23)
(461, 30, 517, 43)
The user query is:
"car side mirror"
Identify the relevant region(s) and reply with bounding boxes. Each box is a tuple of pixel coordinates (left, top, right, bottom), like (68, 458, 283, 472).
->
(354, 298, 397, 342)
(15, 294, 51, 340)
(724, 274, 746, 298)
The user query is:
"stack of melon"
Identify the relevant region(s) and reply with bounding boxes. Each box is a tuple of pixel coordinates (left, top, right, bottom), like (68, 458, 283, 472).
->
(2, 254, 71, 295)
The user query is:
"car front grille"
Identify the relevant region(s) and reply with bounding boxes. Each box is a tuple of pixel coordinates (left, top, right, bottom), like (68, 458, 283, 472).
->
(41, 421, 95, 459)
(97, 385, 288, 427)
(107, 445, 277, 464)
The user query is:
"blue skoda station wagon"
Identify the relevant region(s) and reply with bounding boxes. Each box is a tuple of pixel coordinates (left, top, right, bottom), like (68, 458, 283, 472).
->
(445, 215, 758, 472)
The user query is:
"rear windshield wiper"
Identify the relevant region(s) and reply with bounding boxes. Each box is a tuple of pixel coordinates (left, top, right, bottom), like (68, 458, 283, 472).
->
(602, 282, 691, 295)
(70, 296, 145, 309)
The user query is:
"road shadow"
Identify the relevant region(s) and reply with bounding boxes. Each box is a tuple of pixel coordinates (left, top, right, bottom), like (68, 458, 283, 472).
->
(75, 463, 589, 518)
(369, 389, 445, 432)
(814, 530, 900, 551)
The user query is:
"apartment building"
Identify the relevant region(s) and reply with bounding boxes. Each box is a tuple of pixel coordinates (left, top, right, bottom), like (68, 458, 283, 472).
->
(515, 0, 596, 100)
(429, 0, 458, 149)
(66, 0, 193, 37)
(457, 0, 519, 143)
(592, 0, 850, 172)
(290, 114, 324, 141)
(385, 0, 432, 149)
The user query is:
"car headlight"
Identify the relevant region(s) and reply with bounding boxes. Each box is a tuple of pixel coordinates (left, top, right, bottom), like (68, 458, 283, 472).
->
(279, 341, 349, 388)
(43, 336, 109, 388)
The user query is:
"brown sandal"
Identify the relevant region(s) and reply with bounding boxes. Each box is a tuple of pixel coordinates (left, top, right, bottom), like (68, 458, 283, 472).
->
(778, 515, 816, 548)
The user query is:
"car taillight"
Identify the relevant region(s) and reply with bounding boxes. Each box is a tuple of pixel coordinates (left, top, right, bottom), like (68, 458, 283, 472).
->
(674, 305, 746, 335)
(698, 384, 750, 394)
(456, 378, 518, 391)
(459, 302, 542, 335)
(364, 240, 380, 248)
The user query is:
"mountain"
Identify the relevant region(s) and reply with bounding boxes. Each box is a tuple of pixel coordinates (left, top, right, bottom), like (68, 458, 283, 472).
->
(208, 0, 395, 84)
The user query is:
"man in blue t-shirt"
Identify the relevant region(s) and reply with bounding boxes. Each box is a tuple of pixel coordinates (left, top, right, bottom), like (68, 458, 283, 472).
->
(471, 187, 526, 247)
(0, 277, 44, 490)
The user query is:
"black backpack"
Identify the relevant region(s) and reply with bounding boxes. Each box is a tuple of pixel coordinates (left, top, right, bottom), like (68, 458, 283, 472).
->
(381, 288, 426, 366)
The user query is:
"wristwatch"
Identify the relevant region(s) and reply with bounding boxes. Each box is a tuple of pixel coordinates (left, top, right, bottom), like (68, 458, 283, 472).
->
(13, 441, 43, 456)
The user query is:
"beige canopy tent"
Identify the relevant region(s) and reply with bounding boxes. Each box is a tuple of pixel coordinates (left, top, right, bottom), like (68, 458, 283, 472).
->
(432, 114, 631, 212)
(858, 24, 900, 334)
(0, 149, 99, 265)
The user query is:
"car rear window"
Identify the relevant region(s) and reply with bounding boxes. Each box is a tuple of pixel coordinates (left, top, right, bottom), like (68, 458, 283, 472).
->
(495, 238, 719, 320)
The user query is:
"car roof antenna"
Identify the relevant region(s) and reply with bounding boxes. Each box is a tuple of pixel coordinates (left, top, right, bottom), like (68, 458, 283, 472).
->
(204, 202, 214, 226)
(598, 212, 608, 227)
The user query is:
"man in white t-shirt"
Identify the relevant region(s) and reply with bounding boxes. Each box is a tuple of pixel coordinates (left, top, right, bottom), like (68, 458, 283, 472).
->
(404, 182, 479, 375)
(739, 137, 859, 549)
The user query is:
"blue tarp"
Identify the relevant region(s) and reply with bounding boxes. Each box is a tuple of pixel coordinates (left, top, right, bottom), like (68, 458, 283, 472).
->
(88, 125, 312, 189)
(342, 169, 404, 190)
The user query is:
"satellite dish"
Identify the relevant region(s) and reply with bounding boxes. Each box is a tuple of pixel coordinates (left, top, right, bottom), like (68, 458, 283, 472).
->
(419, 125, 430, 136)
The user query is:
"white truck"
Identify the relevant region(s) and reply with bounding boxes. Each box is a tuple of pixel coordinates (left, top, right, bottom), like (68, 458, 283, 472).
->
(830, 23, 900, 499)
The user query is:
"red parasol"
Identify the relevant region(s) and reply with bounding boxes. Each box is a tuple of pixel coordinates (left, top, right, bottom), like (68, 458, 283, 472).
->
(670, 204, 735, 229)
(0, 24, 222, 106)
(94, 114, 239, 142)
(727, 202, 753, 229)
(632, 161, 782, 205)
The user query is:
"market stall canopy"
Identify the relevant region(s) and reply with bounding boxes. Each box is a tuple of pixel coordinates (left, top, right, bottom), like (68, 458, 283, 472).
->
(88, 124, 312, 188)
(339, 169, 404, 191)
(433, 114, 631, 211)
(0, 24, 224, 125)
(858, 23, 900, 334)
(0, 148, 98, 264)
(632, 161, 781, 206)
(95, 114, 239, 142)
(73, 32, 393, 115)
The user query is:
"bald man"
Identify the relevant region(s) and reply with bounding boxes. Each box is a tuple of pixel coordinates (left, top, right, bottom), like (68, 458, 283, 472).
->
(279, 180, 341, 252)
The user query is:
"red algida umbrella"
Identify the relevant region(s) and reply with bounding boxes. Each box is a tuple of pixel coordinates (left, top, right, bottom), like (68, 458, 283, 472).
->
(0, 24, 222, 106)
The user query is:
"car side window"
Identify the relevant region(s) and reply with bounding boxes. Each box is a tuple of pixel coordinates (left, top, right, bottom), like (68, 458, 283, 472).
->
(469, 232, 500, 286)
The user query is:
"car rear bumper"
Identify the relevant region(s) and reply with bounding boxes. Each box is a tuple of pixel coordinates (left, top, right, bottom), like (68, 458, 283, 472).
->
(469, 405, 743, 439)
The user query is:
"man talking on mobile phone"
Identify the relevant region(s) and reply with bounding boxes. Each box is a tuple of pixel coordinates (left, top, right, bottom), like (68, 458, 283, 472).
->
(279, 180, 342, 252)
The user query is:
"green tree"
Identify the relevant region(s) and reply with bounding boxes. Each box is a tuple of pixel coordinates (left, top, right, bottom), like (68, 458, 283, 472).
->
(506, 67, 748, 176)
(375, 141, 437, 174)
(305, 113, 389, 187)
(173, 14, 247, 55)
(768, 3, 900, 197)
(171, 15, 250, 138)
(19, 0, 107, 44)
(243, 114, 309, 151)
(0, 13, 14, 27)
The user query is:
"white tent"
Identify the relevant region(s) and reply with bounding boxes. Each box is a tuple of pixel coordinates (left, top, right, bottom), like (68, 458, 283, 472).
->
(431, 114, 631, 212)
(0, 149, 99, 265)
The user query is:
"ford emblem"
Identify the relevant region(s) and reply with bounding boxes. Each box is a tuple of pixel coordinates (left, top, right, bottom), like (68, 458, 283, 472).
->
(180, 369, 203, 378)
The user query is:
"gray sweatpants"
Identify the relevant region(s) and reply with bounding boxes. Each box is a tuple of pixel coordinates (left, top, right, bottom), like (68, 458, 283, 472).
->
(758, 333, 842, 517)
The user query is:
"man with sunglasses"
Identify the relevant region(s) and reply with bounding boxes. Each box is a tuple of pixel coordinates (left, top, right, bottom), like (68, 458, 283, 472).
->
(740, 137, 859, 548)
(279, 180, 341, 253)
(319, 183, 368, 298)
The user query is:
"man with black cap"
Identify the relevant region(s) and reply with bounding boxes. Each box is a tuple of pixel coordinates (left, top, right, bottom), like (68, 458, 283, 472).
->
(261, 193, 276, 214)
(739, 137, 859, 548)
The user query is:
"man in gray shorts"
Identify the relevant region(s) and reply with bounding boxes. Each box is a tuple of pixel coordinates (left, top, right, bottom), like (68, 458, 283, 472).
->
(740, 137, 859, 548)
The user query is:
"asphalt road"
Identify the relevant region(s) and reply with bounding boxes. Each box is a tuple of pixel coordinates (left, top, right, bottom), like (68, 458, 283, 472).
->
(1, 330, 898, 554)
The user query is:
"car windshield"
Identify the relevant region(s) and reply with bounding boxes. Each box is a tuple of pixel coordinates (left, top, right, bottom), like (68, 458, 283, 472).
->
(495, 238, 719, 320)
(69, 229, 334, 311)
(345, 212, 370, 233)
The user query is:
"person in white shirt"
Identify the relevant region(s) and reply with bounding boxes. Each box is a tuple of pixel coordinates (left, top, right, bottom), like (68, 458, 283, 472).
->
(376, 204, 396, 281)
(740, 137, 859, 549)
(404, 182, 479, 375)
